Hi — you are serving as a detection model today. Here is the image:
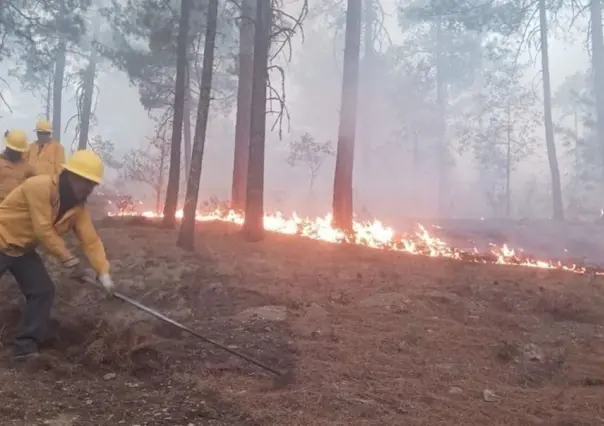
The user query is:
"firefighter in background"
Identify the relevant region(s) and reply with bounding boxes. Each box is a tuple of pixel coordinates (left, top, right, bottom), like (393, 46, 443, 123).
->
(26, 119, 65, 177)
(117, 195, 135, 214)
(0, 130, 35, 202)
(0, 149, 115, 362)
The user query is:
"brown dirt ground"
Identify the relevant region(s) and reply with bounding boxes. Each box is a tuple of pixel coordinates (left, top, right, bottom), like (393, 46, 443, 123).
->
(1, 217, 604, 425)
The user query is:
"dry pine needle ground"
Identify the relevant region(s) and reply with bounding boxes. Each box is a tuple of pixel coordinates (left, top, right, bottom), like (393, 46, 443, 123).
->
(0, 218, 602, 425)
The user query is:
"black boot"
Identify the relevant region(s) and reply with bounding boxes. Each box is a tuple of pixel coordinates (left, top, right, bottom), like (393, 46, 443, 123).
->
(13, 339, 39, 364)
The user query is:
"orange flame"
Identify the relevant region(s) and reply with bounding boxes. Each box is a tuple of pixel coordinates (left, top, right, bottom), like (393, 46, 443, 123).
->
(107, 208, 604, 276)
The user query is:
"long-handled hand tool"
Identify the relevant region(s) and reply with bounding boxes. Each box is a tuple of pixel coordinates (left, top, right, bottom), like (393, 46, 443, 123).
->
(81, 277, 286, 378)
(113, 291, 284, 377)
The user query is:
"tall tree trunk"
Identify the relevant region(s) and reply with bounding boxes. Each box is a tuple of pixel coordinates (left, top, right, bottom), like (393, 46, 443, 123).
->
(45, 70, 53, 119)
(333, 0, 362, 232)
(242, 0, 270, 241)
(52, 38, 67, 141)
(435, 19, 448, 217)
(590, 0, 604, 184)
(231, 0, 256, 211)
(177, 0, 218, 250)
(77, 48, 97, 150)
(412, 129, 419, 173)
(156, 137, 167, 213)
(538, 0, 564, 221)
(505, 102, 511, 218)
(360, 0, 374, 173)
(573, 109, 580, 173)
(183, 61, 192, 176)
(162, 0, 192, 228)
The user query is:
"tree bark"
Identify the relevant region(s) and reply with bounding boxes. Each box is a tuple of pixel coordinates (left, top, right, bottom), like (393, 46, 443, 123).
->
(183, 60, 192, 176)
(538, 0, 564, 221)
(162, 0, 192, 228)
(590, 0, 604, 184)
(332, 0, 362, 232)
(52, 38, 67, 141)
(77, 48, 97, 150)
(177, 0, 219, 250)
(241, 0, 270, 242)
(231, 0, 256, 211)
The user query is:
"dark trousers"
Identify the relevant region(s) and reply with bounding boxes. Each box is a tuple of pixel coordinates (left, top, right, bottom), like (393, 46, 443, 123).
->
(0, 251, 55, 356)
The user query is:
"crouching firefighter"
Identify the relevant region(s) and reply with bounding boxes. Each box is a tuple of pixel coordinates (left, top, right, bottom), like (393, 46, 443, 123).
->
(0, 130, 35, 202)
(0, 149, 115, 362)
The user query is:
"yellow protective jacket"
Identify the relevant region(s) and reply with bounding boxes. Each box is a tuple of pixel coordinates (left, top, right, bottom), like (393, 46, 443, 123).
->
(0, 175, 109, 274)
(0, 156, 35, 202)
(26, 140, 65, 177)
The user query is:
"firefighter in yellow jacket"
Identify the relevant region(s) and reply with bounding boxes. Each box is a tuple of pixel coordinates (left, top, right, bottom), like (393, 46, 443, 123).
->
(0, 130, 35, 202)
(26, 119, 65, 177)
(0, 149, 115, 362)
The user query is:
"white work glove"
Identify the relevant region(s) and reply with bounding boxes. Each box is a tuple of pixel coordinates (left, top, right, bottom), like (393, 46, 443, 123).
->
(98, 273, 115, 295)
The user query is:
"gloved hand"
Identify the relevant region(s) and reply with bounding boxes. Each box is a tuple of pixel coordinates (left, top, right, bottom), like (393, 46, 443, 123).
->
(63, 258, 93, 281)
(98, 274, 115, 295)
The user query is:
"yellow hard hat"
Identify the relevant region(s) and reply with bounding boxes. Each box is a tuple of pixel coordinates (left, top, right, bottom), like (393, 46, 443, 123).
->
(62, 149, 104, 184)
(4, 129, 29, 152)
(35, 119, 52, 133)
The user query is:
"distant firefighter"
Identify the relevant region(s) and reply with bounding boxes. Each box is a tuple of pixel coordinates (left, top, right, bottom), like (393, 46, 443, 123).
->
(117, 195, 135, 214)
(26, 119, 65, 177)
(0, 130, 35, 202)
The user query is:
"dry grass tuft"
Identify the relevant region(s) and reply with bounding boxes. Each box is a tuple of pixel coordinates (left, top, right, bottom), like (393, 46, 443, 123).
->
(77, 318, 168, 374)
(495, 340, 521, 363)
(533, 292, 603, 323)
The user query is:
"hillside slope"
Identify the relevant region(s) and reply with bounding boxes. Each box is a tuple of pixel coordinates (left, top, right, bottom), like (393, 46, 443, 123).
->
(0, 218, 603, 425)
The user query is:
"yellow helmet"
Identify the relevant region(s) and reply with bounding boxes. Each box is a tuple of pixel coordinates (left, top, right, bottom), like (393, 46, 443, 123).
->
(62, 150, 104, 184)
(35, 119, 52, 133)
(4, 129, 29, 152)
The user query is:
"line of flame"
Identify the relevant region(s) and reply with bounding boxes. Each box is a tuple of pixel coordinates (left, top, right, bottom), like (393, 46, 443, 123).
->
(106, 208, 604, 276)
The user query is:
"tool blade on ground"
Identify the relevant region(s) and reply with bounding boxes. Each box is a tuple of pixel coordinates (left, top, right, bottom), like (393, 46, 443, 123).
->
(79, 276, 284, 377)
(113, 291, 284, 377)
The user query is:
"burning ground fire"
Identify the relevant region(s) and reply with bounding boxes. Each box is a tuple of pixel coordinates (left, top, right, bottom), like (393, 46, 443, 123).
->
(106, 205, 604, 276)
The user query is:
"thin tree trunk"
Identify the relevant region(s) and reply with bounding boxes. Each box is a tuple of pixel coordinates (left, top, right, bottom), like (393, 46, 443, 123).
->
(52, 38, 67, 141)
(538, 0, 564, 221)
(162, 0, 192, 228)
(505, 102, 511, 218)
(590, 0, 604, 184)
(177, 0, 218, 250)
(242, 0, 270, 241)
(45, 70, 53, 119)
(231, 0, 256, 211)
(309, 172, 316, 196)
(360, 0, 374, 173)
(435, 19, 448, 217)
(411, 128, 419, 201)
(333, 0, 362, 232)
(183, 61, 192, 176)
(157, 139, 166, 213)
(155, 188, 161, 214)
(574, 110, 580, 172)
(77, 48, 97, 150)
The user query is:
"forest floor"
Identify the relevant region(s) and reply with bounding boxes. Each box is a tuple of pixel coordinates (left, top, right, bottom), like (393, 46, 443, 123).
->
(1, 217, 604, 425)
